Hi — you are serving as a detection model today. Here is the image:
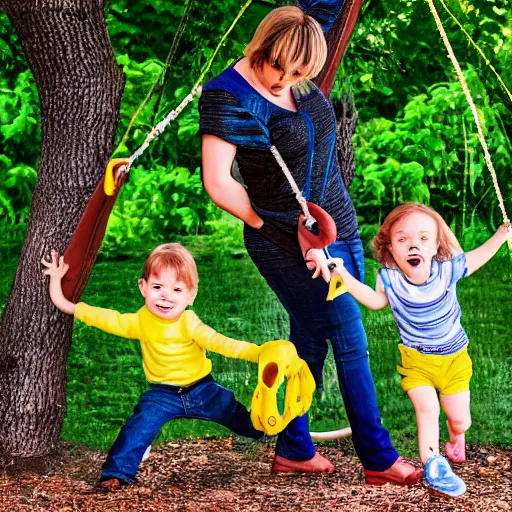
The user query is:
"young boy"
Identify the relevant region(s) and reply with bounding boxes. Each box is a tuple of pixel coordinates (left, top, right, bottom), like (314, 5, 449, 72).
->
(42, 243, 263, 490)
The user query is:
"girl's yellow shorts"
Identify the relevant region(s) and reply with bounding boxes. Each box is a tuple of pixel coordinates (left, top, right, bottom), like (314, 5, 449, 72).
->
(397, 344, 472, 395)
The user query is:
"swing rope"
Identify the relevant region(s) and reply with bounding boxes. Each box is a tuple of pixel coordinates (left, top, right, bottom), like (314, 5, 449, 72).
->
(426, 0, 510, 230)
(438, 0, 512, 105)
(119, 0, 195, 148)
(114, 0, 254, 179)
(270, 146, 314, 226)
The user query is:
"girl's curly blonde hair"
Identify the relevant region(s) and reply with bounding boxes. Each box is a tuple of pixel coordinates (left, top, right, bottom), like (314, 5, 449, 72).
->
(371, 203, 462, 268)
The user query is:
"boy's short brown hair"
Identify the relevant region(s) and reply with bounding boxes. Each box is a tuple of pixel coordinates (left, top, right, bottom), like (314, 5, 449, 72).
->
(142, 243, 199, 293)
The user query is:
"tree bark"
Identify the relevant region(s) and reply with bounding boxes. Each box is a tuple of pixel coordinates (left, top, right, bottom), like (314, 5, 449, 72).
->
(0, 0, 123, 459)
(333, 93, 358, 190)
(312, 0, 362, 190)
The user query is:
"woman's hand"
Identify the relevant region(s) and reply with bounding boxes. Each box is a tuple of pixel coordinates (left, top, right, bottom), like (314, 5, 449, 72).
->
(305, 248, 331, 282)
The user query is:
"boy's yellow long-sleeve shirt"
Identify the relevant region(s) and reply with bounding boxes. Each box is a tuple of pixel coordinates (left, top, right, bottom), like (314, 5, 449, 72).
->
(75, 303, 260, 387)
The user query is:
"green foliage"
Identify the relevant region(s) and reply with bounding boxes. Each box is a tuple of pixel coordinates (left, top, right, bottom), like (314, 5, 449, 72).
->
(339, 0, 512, 250)
(101, 162, 219, 258)
(349, 67, 511, 246)
(0, 38, 40, 252)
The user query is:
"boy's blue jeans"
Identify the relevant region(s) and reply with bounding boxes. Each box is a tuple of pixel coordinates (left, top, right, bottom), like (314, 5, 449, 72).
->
(253, 238, 399, 471)
(101, 375, 263, 483)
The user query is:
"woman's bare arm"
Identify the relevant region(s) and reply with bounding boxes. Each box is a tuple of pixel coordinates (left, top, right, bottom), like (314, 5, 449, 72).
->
(201, 135, 263, 229)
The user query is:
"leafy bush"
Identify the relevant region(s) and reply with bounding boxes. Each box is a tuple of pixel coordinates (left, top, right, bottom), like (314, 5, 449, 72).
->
(100, 161, 219, 258)
(0, 25, 40, 254)
(350, 66, 511, 250)
(1, 0, 511, 258)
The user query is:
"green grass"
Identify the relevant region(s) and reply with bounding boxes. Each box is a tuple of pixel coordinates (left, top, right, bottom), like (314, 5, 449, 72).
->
(2, 240, 511, 456)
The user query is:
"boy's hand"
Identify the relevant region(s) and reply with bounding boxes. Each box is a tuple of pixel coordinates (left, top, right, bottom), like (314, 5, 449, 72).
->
(42, 249, 69, 279)
(41, 249, 75, 314)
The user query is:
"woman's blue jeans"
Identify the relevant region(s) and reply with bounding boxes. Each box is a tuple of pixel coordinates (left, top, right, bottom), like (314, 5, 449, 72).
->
(101, 375, 263, 483)
(251, 238, 399, 471)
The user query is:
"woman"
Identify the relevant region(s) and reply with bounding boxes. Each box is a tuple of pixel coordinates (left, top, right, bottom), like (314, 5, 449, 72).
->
(199, 1, 422, 484)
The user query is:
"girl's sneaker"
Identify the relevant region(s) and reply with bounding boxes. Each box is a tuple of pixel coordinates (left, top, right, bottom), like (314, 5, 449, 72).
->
(424, 455, 466, 497)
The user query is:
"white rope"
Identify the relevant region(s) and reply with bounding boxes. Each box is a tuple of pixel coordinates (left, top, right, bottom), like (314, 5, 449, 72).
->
(115, 0, 254, 180)
(270, 145, 314, 225)
(310, 427, 352, 441)
(427, 0, 509, 225)
(122, 86, 202, 174)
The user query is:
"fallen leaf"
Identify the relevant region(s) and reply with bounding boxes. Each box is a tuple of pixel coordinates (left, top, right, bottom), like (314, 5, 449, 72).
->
(477, 467, 496, 476)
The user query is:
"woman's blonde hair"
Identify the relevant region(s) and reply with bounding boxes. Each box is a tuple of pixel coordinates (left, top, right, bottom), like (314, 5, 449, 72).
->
(372, 203, 462, 268)
(142, 243, 199, 294)
(244, 6, 327, 80)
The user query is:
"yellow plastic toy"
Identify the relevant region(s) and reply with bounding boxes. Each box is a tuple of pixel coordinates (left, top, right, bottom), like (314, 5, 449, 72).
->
(326, 263, 348, 301)
(104, 158, 130, 196)
(251, 340, 316, 436)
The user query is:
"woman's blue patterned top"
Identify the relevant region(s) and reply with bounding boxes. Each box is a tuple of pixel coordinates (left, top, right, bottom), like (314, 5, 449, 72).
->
(199, 0, 359, 264)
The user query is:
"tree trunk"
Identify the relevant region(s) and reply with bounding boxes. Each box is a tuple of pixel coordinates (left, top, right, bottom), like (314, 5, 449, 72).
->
(0, 0, 123, 460)
(312, 0, 362, 190)
(333, 93, 358, 190)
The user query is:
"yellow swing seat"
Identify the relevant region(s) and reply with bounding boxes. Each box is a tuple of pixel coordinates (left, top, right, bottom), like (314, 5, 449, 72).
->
(251, 340, 316, 436)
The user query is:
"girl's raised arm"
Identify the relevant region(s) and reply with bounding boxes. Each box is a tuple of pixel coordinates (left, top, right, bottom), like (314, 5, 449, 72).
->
(327, 258, 389, 310)
(465, 224, 511, 276)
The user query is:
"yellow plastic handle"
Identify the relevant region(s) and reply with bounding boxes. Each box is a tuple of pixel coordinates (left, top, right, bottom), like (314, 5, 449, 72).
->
(326, 271, 347, 301)
(250, 340, 316, 435)
(104, 158, 130, 196)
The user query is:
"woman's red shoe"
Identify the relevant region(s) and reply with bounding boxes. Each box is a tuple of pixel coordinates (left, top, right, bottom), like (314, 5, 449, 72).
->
(364, 457, 423, 486)
(271, 452, 334, 474)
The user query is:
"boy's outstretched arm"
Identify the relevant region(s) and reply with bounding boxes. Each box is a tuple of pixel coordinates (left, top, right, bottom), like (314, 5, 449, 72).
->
(465, 224, 512, 276)
(327, 258, 389, 310)
(187, 311, 260, 363)
(42, 249, 76, 315)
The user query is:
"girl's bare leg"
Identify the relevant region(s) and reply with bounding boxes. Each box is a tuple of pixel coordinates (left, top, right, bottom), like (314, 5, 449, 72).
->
(440, 391, 471, 463)
(408, 386, 440, 463)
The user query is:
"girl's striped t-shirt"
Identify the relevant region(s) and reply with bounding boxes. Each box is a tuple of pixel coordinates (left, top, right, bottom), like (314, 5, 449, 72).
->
(379, 254, 469, 355)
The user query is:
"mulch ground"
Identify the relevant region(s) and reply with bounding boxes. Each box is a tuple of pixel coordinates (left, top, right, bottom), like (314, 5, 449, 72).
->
(1, 438, 511, 511)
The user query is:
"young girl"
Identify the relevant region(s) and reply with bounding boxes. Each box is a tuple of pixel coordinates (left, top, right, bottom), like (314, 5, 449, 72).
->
(327, 202, 511, 497)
